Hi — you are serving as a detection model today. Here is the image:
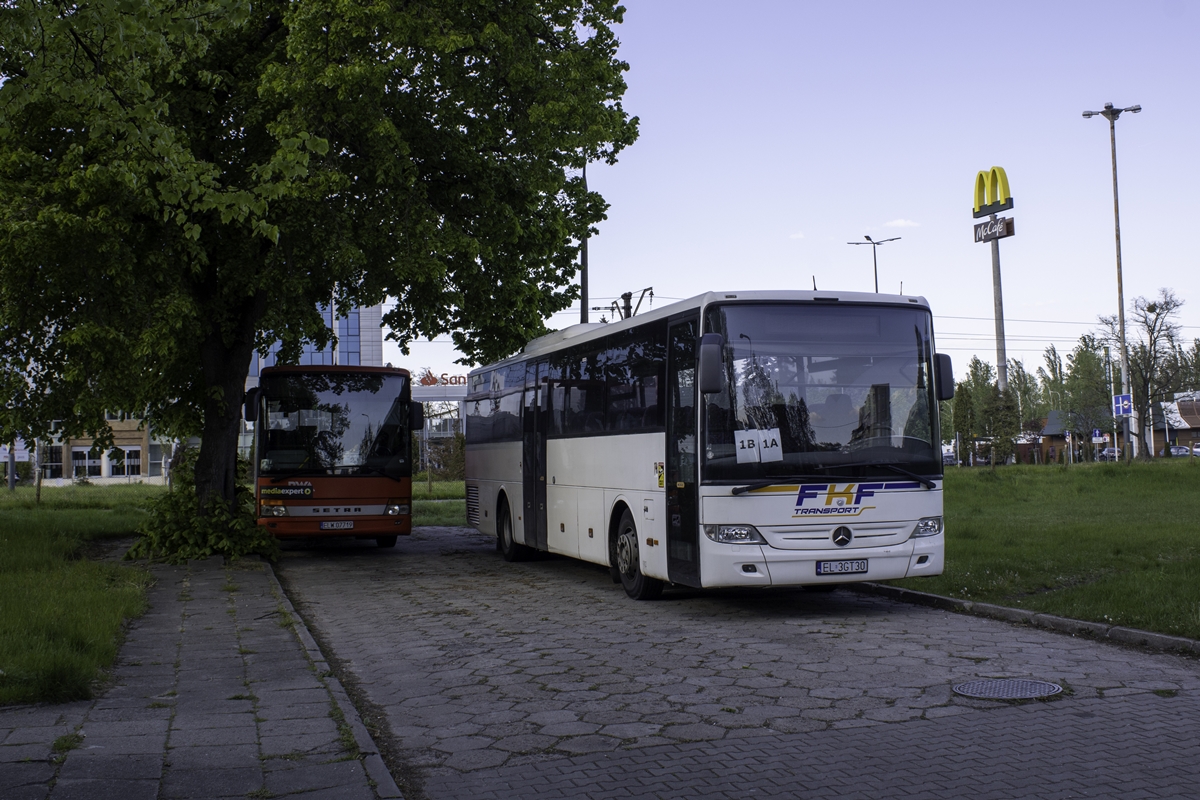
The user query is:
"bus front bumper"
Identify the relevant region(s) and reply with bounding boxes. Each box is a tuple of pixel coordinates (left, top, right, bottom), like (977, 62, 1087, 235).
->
(258, 517, 412, 538)
(699, 535, 943, 588)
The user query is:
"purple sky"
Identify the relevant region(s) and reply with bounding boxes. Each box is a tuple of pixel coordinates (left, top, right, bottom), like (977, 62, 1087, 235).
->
(389, 0, 1200, 382)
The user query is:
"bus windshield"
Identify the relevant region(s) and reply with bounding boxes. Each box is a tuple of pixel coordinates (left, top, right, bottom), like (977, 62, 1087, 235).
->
(257, 372, 411, 478)
(702, 303, 940, 482)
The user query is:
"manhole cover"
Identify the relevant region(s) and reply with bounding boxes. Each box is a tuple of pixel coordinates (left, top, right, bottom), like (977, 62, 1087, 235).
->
(953, 679, 1063, 700)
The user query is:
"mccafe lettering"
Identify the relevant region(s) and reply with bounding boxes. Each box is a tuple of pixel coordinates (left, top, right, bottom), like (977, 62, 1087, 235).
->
(973, 216, 1015, 243)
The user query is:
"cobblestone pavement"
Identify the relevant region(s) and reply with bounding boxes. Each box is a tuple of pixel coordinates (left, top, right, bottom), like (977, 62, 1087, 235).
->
(1, 557, 394, 800)
(278, 527, 1200, 799)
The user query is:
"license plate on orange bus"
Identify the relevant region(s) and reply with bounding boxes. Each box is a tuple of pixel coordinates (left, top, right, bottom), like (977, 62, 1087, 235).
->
(816, 559, 867, 575)
(320, 521, 354, 530)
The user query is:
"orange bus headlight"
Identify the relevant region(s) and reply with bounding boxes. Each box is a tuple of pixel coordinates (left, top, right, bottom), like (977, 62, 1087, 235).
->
(260, 500, 289, 517)
(385, 502, 410, 516)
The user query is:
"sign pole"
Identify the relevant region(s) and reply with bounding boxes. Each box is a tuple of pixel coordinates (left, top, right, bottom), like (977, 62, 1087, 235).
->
(973, 167, 1015, 395)
(990, 214, 1008, 393)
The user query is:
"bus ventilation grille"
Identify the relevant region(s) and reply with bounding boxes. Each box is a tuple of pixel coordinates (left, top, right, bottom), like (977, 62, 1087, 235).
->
(466, 486, 480, 526)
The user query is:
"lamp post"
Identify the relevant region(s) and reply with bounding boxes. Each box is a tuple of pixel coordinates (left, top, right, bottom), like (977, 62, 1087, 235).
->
(1083, 101, 1140, 460)
(580, 161, 589, 324)
(847, 235, 900, 293)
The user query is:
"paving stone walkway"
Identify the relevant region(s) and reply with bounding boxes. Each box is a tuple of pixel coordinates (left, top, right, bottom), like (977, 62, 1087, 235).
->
(0, 556, 399, 800)
(278, 526, 1200, 800)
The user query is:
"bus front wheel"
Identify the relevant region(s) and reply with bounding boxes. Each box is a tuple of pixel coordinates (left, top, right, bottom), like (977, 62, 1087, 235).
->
(497, 500, 532, 562)
(615, 509, 663, 601)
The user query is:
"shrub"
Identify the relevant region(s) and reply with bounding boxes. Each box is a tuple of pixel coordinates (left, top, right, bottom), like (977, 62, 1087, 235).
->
(128, 448, 277, 563)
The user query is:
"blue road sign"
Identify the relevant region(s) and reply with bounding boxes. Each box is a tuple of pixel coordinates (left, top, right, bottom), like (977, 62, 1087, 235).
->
(1113, 394, 1133, 417)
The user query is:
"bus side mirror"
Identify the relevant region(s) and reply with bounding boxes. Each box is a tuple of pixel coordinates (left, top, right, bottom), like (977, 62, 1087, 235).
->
(409, 402, 424, 431)
(244, 387, 262, 422)
(698, 334, 725, 394)
(935, 354, 954, 401)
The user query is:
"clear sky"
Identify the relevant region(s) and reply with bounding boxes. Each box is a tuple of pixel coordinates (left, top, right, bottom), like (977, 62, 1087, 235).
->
(386, 0, 1200, 383)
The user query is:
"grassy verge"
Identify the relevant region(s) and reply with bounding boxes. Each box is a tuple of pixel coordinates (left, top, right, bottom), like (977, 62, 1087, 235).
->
(0, 507, 152, 704)
(411, 480, 465, 501)
(413, 499, 467, 527)
(889, 460, 1200, 640)
(0, 483, 166, 510)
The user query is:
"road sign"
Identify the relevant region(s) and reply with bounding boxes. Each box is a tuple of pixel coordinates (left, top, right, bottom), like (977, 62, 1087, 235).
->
(1091, 428, 1104, 444)
(974, 216, 1015, 243)
(1112, 393, 1133, 417)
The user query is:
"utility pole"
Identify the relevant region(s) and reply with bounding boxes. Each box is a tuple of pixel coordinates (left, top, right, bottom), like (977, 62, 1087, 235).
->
(1084, 102, 1141, 460)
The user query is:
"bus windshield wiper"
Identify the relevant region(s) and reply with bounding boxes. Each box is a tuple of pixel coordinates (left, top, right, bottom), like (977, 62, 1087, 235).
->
(807, 461, 936, 490)
(730, 464, 935, 495)
(730, 476, 836, 495)
(269, 468, 331, 483)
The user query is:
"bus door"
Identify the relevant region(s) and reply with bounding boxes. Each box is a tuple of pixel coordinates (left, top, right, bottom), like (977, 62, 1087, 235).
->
(666, 316, 702, 587)
(522, 360, 549, 551)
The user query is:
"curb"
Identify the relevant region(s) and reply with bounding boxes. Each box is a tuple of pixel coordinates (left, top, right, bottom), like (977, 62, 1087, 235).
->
(853, 582, 1200, 657)
(261, 561, 404, 800)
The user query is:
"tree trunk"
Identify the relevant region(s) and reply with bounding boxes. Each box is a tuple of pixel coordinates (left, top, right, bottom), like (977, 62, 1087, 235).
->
(194, 291, 267, 513)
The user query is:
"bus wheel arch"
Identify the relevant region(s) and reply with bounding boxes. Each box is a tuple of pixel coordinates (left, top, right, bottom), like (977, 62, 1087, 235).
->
(610, 503, 663, 601)
(496, 492, 531, 562)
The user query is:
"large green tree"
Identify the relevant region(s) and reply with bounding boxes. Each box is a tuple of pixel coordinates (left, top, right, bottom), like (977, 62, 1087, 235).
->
(0, 0, 637, 513)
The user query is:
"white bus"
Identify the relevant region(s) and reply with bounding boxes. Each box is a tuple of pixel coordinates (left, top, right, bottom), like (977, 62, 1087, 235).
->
(464, 291, 954, 600)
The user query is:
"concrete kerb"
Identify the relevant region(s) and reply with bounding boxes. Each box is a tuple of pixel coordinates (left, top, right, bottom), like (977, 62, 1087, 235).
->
(853, 582, 1200, 657)
(259, 559, 404, 800)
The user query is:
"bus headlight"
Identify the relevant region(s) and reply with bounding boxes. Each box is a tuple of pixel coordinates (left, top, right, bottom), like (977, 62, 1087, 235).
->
(913, 516, 943, 537)
(261, 502, 289, 518)
(385, 503, 410, 516)
(704, 524, 766, 544)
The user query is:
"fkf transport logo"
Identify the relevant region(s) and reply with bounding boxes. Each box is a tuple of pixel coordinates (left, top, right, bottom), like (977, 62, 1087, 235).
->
(793, 482, 922, 517)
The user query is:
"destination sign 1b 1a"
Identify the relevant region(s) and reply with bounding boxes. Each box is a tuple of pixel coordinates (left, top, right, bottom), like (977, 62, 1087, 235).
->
(974, 216, 1015, 243)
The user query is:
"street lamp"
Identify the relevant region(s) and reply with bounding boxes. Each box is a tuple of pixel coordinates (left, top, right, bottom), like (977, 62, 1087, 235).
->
(1083, 101, 1141, 460)
(846, 235, 900, 293)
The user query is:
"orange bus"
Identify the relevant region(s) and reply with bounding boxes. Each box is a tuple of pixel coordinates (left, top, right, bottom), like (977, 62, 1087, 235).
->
(246, 365, 423, 547)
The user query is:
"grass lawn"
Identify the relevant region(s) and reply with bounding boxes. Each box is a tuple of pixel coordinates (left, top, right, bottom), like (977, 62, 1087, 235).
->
(889, 460, 1200, 640)
(411, 479, 465, 501)
(413, 499, 467, 527)
(0, 506, 151, 705)
(0, 482, 166, 510)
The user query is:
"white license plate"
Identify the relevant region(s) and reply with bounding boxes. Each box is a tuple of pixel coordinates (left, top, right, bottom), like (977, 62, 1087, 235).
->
(320, 521, 354, 531)
(816, 559, 868, 575)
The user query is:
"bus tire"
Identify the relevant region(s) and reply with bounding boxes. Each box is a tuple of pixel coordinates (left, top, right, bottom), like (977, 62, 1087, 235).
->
(497, 499, 532, 562)
(376, 536, 397, 548)
(615, 509, 663, 601)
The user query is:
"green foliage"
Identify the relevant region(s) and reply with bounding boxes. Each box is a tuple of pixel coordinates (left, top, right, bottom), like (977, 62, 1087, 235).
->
(0, 0, 639, 551)
(128, 450, 277, 564)
(986, 385, 1020, 464)
(891, 460, 1200, 639)
(0, 509, 151, 704)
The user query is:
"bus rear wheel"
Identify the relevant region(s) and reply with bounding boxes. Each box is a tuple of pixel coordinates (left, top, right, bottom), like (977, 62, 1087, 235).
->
(615, 509, 663, 601)
(376, 535, 397, 548)
(498, 500, 532, 562)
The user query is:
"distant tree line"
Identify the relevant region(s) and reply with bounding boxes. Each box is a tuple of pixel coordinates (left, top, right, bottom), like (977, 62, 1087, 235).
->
(942, 288, 1197, 463)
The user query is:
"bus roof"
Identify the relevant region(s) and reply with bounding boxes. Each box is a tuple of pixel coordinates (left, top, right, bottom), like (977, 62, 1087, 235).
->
(473, 290, 931, 373)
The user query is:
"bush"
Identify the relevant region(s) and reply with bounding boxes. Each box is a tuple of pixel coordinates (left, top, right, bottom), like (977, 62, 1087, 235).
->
(128, 448, 277, 563)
